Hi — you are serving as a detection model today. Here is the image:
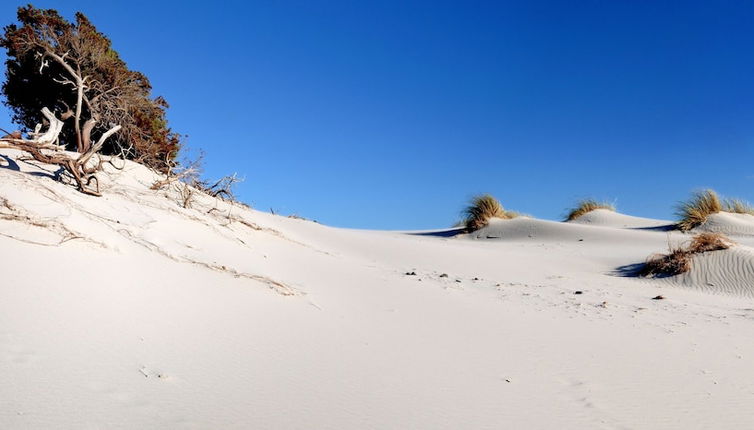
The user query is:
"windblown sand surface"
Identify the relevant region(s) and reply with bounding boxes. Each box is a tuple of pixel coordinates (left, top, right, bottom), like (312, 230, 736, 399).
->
(697, 211, 754, 236)
(567, 208, 672, 229)
(2, 149, 754, 429)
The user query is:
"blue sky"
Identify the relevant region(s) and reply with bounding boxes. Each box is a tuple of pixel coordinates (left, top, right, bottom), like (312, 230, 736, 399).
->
(1, 1, 753, 229)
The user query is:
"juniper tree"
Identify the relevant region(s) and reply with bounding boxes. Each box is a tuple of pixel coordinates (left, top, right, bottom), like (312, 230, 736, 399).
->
(0, 5, 180, 172)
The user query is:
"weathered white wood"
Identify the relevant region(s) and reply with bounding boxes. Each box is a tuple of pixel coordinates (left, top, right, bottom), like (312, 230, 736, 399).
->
(0, 107, 121, 196)
(36, 107, 64, 146)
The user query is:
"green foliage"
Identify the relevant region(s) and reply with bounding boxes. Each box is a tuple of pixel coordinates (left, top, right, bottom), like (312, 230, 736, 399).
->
(0, 5, 180, 172)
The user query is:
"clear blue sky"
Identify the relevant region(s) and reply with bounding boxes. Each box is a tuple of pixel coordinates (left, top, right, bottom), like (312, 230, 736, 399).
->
(1, 1, 753, 229)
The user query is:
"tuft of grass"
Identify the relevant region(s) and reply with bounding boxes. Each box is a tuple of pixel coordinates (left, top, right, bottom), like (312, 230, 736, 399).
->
(722, 199, 754, 215)
(640, 246, 691, 278)
(676, 191, 754, 230)
(686, 232, 734, 253)
(640, 232, 734, 277)
(564, 199, 615, 221)
(675, 189, 722, 231)
(462, 194, 518, 231)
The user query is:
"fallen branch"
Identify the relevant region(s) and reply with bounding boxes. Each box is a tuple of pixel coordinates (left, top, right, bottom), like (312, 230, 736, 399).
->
(0, 107, 121, 196)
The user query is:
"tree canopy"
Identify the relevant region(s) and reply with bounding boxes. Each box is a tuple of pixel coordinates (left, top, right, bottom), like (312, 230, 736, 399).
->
(0, 5, 180, 172)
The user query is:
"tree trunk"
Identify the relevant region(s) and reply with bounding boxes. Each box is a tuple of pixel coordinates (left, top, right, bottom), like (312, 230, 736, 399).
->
(0, 107, 121, 196)
(81, 119, 96, 153)
(74, 78, 84, 152)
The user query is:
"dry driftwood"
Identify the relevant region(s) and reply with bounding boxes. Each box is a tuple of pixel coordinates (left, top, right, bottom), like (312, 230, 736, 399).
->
(0, 107, 121, 196)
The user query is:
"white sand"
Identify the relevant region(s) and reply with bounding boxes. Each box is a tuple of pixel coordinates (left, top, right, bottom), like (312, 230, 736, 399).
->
(697, 211, 754, 236)
(567, 208, 673, 229)
(2, 149, 754, 429)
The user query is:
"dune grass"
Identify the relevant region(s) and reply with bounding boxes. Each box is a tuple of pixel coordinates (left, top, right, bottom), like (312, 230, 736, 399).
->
(722, 199, 754, 215)
(639, 246, 691, 277)
(676, 190, 754, 230)
(675, 189, 722, 231)
(462, 194, 518, 231)
(564, 199, 615, 222)
(640, 232, 733, 277)
(687, 232, 735, 253)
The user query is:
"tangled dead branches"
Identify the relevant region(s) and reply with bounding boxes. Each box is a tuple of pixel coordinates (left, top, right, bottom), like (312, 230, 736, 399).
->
(150, 151, 243, 208)
(0, 107, 120, 195)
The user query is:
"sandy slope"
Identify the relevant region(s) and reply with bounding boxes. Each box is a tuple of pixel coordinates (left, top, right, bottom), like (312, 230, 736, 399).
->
(567, 208, 673, 229)
(2, 149, 754, 429)
(697, 212, 754, 236)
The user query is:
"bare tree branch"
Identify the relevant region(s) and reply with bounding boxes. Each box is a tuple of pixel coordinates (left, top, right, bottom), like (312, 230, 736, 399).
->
(0, 107, 120, 196)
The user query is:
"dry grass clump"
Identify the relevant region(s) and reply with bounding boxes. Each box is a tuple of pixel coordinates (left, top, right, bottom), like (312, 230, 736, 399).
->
(722, 199, 754, 215)
(462, 194, 518, 231)
(640, 232, 734, 277)
(640, 246, 691, 278)
(564, 199, 615, 221)
(676, 189, 722, 231)
(676, 190, 754, 230)
(686, 232, 735, 253)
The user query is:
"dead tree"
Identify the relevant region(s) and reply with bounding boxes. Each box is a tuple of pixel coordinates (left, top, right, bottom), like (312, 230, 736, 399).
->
(0, 107, 120, 196)
(3, 8, 128, 156)
(40, 48, 109, 154)
(2, 7, 184, 172)
(198, 174, 243, 200)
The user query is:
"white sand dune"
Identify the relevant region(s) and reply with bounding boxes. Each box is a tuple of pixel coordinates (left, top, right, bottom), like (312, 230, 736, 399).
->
(696, 212, 754, 236)
(471, 216, 666, 245)
(3, 149, 754, 429)
(567, 208, 673, 229)
(657, 246, 754, 297)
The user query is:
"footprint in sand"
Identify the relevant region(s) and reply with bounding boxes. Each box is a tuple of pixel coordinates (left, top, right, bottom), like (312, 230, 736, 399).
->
(557, 378, 632, 430)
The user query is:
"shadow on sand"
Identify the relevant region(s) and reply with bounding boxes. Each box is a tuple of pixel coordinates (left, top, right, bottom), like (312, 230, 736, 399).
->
(613, 262, 676, 279)
(0, 154, 20, 172)
(0, 153, 65, 181)
(408, 228, 466, 238)
(612, 262, 645, 277)
(630, 224, 677, 232)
